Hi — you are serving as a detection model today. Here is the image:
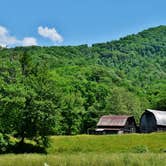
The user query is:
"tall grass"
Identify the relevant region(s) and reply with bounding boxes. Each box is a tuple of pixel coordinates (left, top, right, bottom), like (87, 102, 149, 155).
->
(0, 133, 166, 166)
(0, 153, 166, 166)
(47, 133, 166, 154)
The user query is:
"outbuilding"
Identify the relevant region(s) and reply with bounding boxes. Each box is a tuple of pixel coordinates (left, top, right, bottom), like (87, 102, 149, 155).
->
(140, 109, 166, 133)
(95, 115, 137, 134)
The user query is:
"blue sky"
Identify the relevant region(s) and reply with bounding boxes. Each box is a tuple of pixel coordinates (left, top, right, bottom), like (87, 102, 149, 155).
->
(0, 0, 166, 47)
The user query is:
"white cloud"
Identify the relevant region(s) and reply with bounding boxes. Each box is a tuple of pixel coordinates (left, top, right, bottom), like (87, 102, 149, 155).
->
(0, 26, 19, 47)
(0, 26, 8, 35)
(0, 25, 37, 47)
(38, 26, 63, 43)
(0, 25, 64, 47)
(22, 37, 37, 46)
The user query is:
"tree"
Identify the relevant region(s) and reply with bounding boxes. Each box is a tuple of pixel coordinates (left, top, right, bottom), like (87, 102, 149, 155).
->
(59, 93, 85, 135)
(0, 50, 59, 146)
(106, 88, 145, 122)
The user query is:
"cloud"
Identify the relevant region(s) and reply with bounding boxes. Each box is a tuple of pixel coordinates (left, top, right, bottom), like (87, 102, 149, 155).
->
(38, 26, 63, 43)
(0, 26, 19, 47)
(0, 26, 7, 35)
(0, 25, 64, 47)
(0, 25, 37, 47)
(22, 37, 37, 46)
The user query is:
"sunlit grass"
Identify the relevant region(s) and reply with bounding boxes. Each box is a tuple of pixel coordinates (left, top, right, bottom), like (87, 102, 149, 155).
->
(0, 153, 166, 166)
(47, 133, 166, 154)
(0, 133, 166, 166)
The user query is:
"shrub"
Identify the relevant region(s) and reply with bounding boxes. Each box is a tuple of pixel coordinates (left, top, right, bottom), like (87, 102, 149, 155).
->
(160, 148, 166, 153)
(131, 145, 149, 153)
(0, 133, 15, 153)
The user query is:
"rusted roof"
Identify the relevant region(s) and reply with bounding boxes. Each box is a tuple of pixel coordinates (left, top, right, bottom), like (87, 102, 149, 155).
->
(97, 115, 133, 127)
(146, 109, 166, 126)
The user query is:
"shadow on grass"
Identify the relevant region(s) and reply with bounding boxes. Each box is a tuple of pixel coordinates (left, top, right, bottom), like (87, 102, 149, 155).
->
(7, 142, 46, 154)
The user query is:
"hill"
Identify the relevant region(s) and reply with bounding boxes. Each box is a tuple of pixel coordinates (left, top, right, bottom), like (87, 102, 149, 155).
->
(0, 25, 165, 137)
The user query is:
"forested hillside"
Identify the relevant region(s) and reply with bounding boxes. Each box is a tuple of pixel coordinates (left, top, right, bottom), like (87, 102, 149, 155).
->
(0, 26, 165, 147)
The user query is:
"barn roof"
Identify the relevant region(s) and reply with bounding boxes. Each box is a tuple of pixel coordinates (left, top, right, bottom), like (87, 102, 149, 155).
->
(146, 109, 166, 126)
(97, 115, 133, 127)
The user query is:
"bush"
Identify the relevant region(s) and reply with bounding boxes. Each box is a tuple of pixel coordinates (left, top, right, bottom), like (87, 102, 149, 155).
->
(0, 133, 15, 153)
(131, 145, 149, 153)
(160, 148, 166, 153)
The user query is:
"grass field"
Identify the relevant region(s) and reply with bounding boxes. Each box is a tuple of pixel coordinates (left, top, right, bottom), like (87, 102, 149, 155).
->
(0, 133, 166, 166)
(0, 153, 166, 166)
(47, 133, 166, 153)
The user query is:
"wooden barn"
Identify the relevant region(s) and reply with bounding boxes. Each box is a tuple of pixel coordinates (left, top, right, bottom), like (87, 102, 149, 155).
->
(140, 109, 166, 133)
(95, 115, 137, 134)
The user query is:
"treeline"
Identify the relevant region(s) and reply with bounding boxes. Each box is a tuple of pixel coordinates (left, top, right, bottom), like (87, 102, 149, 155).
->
(0, 26, 165, 149)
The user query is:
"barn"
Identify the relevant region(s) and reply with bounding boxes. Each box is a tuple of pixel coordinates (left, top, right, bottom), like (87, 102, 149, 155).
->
(95, 115, 137, 134)
(140, 109, 166, 133)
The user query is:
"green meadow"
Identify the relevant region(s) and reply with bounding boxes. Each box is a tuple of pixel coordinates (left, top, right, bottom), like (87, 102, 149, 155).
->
(0, 153, 166, 166)
(47, 133, 166, 154)
(0, 133, 166, 166)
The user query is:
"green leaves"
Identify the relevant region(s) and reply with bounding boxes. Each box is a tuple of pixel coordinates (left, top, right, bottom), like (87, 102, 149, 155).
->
(0, 49, 59, 146)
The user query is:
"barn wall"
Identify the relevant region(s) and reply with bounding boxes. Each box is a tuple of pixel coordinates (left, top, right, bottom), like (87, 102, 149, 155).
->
(124, 117, 137, 133)
(140, 112, 157, 133)
(157, 126, 166, 131)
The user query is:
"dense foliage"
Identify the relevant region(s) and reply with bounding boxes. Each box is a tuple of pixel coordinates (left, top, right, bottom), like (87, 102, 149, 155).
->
(0, 26, 165, 145)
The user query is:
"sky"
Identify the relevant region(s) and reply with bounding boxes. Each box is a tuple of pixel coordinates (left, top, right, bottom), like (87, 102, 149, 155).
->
(0, 0, 166, 47)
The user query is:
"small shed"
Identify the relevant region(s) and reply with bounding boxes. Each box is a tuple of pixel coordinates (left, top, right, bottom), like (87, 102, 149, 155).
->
(95, 115, 137, 134)
(140, 109, 166, 133)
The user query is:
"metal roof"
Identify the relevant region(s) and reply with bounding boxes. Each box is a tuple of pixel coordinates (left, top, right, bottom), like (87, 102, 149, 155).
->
(95, 128, 121, 131)
(146, 109, 166, 126)
(97, 115, 133, 127)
